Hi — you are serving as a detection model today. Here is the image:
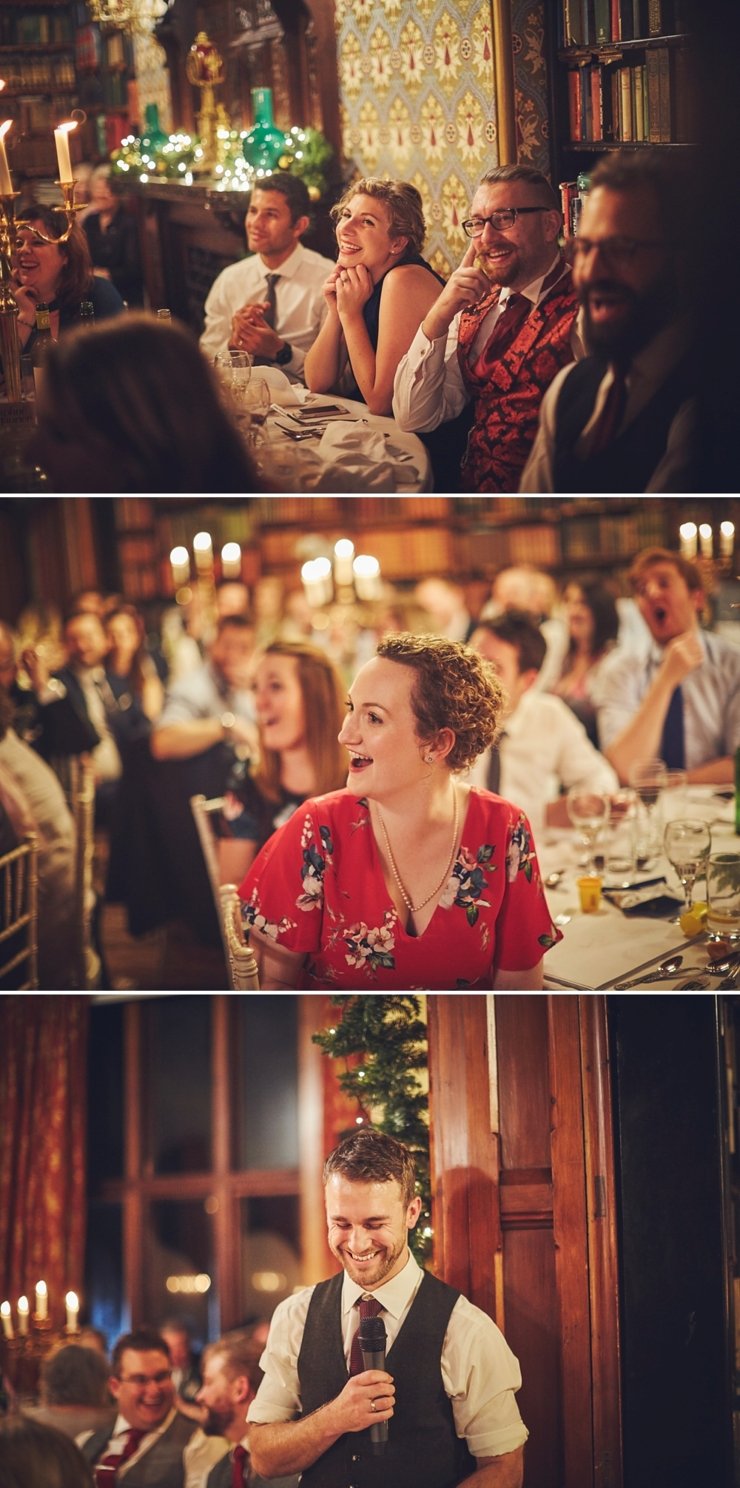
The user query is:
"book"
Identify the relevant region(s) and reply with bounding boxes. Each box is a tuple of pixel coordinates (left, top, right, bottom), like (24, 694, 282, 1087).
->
(633, 63, 646, 140)
(563, 0, 586, 45)
(590, 65, 604, 139)
(619, 0, 634, 40)
(645, 48, 662, 140)
(619, 66, 633, 140)
(610, 0, 621, 40)
(648, 0, 665, 35)
(594, 0, 610, 44)
(567, 69, 583, 139)
(656, 45, 671, 139)
(581, 64, 593, 138)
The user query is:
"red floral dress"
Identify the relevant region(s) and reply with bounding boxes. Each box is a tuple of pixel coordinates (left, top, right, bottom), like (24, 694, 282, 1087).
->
(239, 788, 561, 990)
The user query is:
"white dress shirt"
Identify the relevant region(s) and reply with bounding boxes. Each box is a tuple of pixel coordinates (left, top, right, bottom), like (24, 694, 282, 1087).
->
(467, 690, 618, 835)
(393, 255, 583, 432)
(247, 1251, 527, 1461)
(593, 629, 740, 769)
(77, 1408, 177, 1473)
(200, 243, 332, 375)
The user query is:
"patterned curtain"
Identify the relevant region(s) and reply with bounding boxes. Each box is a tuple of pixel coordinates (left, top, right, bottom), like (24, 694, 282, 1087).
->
(0, 996, 88, 1322)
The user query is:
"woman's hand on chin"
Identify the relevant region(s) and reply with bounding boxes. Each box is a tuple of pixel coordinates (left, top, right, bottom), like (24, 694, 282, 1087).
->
(335, 263, 373, 317)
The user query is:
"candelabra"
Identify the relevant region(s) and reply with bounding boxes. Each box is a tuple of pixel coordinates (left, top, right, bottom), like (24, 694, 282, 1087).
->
(0, 1289, 80, 1403)
(0, 113, 81, 403)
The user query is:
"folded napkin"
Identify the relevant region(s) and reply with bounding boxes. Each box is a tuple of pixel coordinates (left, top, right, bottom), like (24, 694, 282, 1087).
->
(254, 367, 308, 405)
(308, 421, 407, 491)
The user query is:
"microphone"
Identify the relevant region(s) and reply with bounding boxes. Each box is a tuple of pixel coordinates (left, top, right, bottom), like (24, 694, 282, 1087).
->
(358, 1313, 388, 1454)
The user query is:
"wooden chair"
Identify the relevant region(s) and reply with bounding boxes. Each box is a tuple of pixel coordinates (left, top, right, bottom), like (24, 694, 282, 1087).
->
(0, 833, 39, 988)
(50, 753, 99, 989)
(220, 883, 260, 990)
(190, 793, 259, 989)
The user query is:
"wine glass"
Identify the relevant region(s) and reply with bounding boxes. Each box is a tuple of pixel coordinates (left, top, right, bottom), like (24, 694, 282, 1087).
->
(245, 375, 271, 425)
(628, 758, 668, 868)
(663, 818, 711, 916)
(566, 788, 610, 874)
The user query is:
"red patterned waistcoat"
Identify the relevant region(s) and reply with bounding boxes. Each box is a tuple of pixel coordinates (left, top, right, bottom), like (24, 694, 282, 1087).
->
(457, 263, 578, 492)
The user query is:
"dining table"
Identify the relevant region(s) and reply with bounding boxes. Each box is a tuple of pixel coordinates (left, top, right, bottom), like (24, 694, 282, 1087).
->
(539, 785, 739, 991)
(250, 382, 432, 492)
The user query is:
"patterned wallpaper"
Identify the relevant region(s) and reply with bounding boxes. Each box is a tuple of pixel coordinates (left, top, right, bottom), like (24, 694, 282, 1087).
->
(334, 0, 550, 278)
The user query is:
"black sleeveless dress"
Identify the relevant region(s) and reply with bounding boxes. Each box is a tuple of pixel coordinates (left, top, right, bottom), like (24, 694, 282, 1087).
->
(342, 251, 445, 403)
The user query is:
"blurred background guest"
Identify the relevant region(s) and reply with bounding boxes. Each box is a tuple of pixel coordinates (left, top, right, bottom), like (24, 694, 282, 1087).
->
(0, 1414, 95, 1488)
(160, 1319, 202, 1410)
(28, 315, 264, 495)
(217, 641, 346, 885)
(550, 579, 620, 743)
(11, 206, 124, 358)
(23, 1345, 112, 1440)
(105, 604, 165, 741)
(82, 165, 144, 307)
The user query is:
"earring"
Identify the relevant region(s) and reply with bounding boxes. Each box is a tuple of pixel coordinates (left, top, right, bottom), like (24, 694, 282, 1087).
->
(425, 754, 434, 763)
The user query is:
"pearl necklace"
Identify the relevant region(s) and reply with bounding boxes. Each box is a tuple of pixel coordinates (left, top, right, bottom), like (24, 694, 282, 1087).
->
(375, 788, 460, 915)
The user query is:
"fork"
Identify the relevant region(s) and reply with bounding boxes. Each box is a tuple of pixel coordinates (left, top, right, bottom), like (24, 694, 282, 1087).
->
(674, 976, 710, 990)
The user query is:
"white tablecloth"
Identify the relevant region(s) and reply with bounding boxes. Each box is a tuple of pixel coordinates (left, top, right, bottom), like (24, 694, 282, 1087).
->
(540, 787, 738, 990)
(264, 393, 431, 492)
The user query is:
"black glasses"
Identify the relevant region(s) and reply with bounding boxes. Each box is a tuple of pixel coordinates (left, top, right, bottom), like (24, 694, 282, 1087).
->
(119, 1370, 172, 1387)
(564, 236, 670, 268)
(462, 208, 550, 237)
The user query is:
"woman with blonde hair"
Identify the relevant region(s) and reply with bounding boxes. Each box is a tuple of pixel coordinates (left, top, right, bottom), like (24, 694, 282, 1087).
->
(304, 177, 444, 414)
(218, 641, 347, 885)
(240, 632, 561, 989)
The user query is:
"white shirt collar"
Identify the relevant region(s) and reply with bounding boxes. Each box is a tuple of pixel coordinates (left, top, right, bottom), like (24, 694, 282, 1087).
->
(112, 1406, 176, 1441)
(257, 243, 305, 281)
(499, 252, 563, 309)
(341, 1250, 422, 1322)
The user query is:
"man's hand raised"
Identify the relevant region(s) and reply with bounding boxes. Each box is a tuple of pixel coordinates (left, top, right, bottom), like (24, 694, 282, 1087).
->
(422, 239, 491, 342)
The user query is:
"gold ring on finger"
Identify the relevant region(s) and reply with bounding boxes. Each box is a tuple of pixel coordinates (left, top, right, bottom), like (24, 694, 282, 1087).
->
(370, 1400, 377, 1413)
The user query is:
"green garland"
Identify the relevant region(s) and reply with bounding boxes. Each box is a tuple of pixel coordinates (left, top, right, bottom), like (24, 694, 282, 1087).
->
(312, 996, 432, 1265)
(110, 123, 333, 198)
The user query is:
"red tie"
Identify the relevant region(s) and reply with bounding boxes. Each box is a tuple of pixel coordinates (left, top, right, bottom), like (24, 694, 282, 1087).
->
(477, 291, 531, 371)
(95, 1428, 146, 1485)
(231, 1443, 249, 1488)
(349, 1295, 384, 1375)
(588, 365, 628, 454)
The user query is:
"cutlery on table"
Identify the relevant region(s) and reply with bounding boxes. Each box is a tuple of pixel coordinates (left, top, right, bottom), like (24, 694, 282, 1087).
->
(674, 976, 711, 990)
(614, 954, 683, 989)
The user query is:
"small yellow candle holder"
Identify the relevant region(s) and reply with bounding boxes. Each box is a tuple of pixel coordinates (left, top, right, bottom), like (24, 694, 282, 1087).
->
(0, 180, 79, 405)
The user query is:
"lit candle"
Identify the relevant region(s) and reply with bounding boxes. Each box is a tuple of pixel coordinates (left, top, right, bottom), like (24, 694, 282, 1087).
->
(679, 522, 697, 560)
(1, 1301, 13, 1339)
(54, 121, 77, 184)
(65, 1291, 79, 1333)
(0, 120, 13, 196)
(313, 556, 333, 605)
(301, 559, 331, 608)
(699, 522, 713, 559)
(720, 521, 735, 559)
(333, 538, 355, 588)
(35, 1280, 48, 1319)
(221, 542, 242, 579)
(193, 531, 214, 573)
(17, 1296, 29, 1335)
(352, 554, 382, 601)
(170, 545, 190, 587)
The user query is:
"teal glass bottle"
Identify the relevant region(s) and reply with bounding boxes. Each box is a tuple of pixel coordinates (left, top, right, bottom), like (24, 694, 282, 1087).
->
(242, 87, 284, 171)
(143, 102, 167, 151)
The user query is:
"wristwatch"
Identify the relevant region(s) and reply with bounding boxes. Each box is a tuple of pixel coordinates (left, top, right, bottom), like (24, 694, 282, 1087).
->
(275, 341, 293, 366)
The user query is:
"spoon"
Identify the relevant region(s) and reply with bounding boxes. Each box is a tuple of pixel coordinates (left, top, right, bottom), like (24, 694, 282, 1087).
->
(706, 949, 740, 975)
(614, 954, 683, 989)
(545, 871, 566, 888)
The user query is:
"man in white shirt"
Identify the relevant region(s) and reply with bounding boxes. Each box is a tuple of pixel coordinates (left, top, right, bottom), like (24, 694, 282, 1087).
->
(186, 1333, 296, 1488)
(392, 164, 582, 491)
(200, 174, 333, 380)
(247, 1129, 527, 1488)
(593, 547, 740, 784)
(77, 1328, 197, 1486)
(469, 613, 617, 834)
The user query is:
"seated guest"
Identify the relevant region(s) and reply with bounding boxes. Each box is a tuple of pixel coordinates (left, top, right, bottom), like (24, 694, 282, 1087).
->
(593, 547, 740, 784)
(24, 1344, 112, 1440)
(393, 164, 581, 490)
(414, 578, 474, 643)
(217, 641, 346, 884)
(105, 605, 165, 739)
(520, 149, 696, 492)
(215, 578, 251, 622)
(486, 565, 568, 692)
(200, 174, 332, 379)
(188, 1332, 297, 1488)
(0, 1414, 94, 1488)
(12, 205, 124, 356)
(82, 165, 145, 306)
(551, 579, 620, 744)
(77, 1327, 198, 1486)
(159, 1320, 201, 1409)
(0, 621, 98, 760)
(468, 613, 618, 833)
(151, 614, 257, 766)
(29, 314, 264, 494)
(0, 685, 77, 988)
(55, 610, 124, 824)
(240, 633, 561, 990)
(304, 178, 443, 416)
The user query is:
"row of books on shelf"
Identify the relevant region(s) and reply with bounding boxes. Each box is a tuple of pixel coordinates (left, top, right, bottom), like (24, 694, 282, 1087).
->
(252, 496, 454, 525)
(0, 54, 76, 91)
(565, 45, 693, 145)
(559, 0, 690, 49)
(0, 9, 74, 47)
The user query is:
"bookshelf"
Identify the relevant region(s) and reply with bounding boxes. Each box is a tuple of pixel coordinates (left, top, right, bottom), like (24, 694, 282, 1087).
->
(107, 498, 730, 607)
(549, 0, 696, 235)
(0, 1, 82, 182)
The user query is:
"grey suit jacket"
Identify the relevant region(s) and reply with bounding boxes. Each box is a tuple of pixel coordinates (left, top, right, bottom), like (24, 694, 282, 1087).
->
(206, 1447, 298, 1488)
(80, 1409, 197, 1487)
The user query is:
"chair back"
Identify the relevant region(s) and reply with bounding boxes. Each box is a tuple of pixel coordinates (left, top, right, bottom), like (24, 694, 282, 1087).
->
(50, 753, 99, 989)
(0, 833, 39, 988)
(220, 883, 260, 990)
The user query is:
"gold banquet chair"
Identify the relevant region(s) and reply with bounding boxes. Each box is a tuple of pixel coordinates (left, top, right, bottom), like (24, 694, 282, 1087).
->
(50, 753, 99, 989)
(190, 793, 260, 990)
(0, 833, 39, 989)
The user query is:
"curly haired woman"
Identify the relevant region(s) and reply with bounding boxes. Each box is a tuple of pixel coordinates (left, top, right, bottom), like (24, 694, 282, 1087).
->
(239, 633, 561, 990)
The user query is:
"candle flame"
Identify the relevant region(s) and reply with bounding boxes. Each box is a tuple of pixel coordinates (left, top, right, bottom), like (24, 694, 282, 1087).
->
(36, 1280, 47, 1295)
(0, 120, 12, 141)
(65, 1291, 79, 1308)
(0, 1302, 10, 1316)
(17, 1296, 29, 1312)
(55, 121, 77, 137)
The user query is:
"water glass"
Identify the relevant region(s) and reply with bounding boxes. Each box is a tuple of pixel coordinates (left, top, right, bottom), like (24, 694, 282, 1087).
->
(245, 375, 271, 425)
(604, 789, 637, 881)
(663, 818, 711, 914)
(706, 852, 740, 941)
(628, 758, 668, 867)
(566, 787, 610, 873)
(662, 768, 688, 822)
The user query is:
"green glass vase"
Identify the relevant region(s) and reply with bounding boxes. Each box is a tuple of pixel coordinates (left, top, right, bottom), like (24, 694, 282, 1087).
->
(242, 87, 284, 172)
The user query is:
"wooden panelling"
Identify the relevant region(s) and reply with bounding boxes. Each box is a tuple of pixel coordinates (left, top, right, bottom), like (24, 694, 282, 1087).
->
(503, 1226, 561, 1488)
(495, 993, 553, 1170)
